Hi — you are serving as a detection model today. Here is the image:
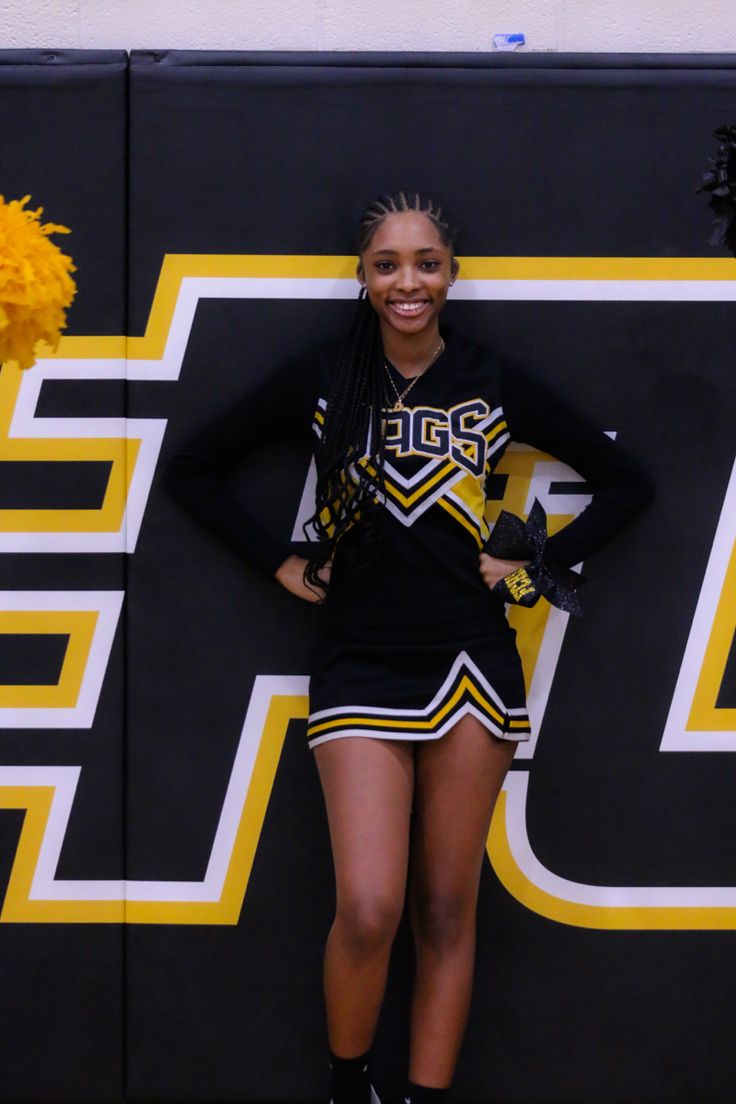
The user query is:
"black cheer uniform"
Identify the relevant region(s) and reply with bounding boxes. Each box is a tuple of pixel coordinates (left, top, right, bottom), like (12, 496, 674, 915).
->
(163, 329, 654, 751)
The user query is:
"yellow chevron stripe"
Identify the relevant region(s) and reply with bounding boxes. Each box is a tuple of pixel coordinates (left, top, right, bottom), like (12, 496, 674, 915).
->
(448, 471, 487, 520)
(485, 419, 509, 441)
(437, 499, 484, 546)
(363, 460, 458, 509)
(308, 674, 510, 736)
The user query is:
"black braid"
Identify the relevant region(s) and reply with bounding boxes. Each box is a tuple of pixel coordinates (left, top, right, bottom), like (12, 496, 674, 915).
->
(358, 190, 456, 253)
(303, 191, 457, 596)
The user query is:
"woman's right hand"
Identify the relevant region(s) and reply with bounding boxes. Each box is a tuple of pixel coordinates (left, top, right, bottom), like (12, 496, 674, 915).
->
(274, 554, 332, 603)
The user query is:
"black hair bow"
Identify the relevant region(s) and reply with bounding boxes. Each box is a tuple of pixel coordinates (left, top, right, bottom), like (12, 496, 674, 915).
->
(484, 498, 583, 617)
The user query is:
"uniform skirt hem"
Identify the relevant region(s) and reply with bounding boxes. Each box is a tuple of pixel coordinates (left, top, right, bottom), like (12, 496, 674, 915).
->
(307, 712, 531, 750)
(307, 650, 531, 749)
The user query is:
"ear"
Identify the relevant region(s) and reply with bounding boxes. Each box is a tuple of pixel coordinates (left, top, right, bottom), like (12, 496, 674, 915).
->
(356, 260, 365, 286)
(450, 257, 459, 285)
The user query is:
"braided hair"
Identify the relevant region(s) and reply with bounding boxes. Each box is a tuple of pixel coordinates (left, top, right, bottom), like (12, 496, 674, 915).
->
(303, 191, 458, 594)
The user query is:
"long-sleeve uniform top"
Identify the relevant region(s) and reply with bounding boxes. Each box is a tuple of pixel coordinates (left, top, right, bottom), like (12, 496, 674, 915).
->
(163, 329, 655, 639)
(164, 328, 655, 746)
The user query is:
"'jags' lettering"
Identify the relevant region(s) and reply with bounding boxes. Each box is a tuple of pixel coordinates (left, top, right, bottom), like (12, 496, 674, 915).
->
(382, 399, 490, 476)
(450, 400, 489, 477)
(504, 567, 537, 602)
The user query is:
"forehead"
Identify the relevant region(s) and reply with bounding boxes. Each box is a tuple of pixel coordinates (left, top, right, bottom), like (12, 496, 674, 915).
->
(365, 210, 447, 253)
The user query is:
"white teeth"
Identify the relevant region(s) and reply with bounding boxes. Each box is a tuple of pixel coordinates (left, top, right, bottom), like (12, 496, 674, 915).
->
(391, 301, 426, 314)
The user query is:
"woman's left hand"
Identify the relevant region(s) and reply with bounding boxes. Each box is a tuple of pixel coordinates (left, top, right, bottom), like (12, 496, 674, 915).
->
(478, 552, 531, 591)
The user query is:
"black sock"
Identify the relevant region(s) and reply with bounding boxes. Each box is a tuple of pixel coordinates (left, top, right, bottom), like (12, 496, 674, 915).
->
(329, 1047, 372, 1104)
(403, 1080, 450, 1104)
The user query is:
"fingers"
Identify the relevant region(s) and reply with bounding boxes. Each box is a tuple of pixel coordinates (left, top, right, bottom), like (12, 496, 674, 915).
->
(478, 552, 525, 590)
(478, 553, 496, 588)
(478, 554, 500, 589)
(318, 560, 332, 583)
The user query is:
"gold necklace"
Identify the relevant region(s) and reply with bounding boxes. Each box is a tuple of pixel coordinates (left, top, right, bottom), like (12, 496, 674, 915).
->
(383, 338, 445, 412)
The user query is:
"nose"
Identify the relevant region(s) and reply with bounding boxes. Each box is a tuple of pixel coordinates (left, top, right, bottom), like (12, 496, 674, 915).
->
(394, 263, 420, 293)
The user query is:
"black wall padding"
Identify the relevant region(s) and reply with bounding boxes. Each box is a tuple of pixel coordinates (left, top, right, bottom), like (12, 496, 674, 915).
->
(1, 47, 735, 1104)
(0, 48, 128, 1104)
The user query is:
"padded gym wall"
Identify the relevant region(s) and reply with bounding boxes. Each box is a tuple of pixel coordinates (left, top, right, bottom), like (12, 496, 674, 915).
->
(0, 49, 128, 1102)
(126, 51, 736, 1104)
(2, 48, 736, 1104)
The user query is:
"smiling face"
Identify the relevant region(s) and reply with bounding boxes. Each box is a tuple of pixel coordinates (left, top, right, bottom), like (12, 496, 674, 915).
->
(358, 210, 457, 340)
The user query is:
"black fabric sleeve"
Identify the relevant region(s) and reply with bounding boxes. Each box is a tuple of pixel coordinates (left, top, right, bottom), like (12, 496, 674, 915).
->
(499, 361, 656, 569)
(161, 347, 322, 579)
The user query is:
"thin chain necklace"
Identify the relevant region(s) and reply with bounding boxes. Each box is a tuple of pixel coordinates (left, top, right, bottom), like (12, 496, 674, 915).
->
(383, 338, 445, 412)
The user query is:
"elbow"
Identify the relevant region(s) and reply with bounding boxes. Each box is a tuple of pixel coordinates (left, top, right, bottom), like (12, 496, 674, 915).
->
(601, 464, 656, 525)
(610, 450, 656, 516)
(159, 450, 226, 525)
(159, 451, 208, 506)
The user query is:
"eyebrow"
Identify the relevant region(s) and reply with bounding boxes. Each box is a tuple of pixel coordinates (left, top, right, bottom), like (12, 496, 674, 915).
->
(370, 247, 443, 256)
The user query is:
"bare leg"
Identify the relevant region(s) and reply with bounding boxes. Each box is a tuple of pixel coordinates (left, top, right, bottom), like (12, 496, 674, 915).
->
(313, 735, 415, 1057)
(407, 717, 517, 1087)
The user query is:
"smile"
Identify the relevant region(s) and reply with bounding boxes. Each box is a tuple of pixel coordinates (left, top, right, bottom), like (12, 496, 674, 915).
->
(388, 300, 430, 318)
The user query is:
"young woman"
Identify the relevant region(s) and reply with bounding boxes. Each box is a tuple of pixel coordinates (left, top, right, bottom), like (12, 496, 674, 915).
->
(163, 191, 655, 1104)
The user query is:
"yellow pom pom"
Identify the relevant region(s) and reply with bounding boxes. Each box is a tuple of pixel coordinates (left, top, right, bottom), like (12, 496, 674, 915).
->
(0, 193, 77, 370)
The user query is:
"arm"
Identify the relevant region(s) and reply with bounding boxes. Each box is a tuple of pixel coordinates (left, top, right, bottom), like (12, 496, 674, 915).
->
(499, 360, 656, 570)
(161, 347, 322, 580)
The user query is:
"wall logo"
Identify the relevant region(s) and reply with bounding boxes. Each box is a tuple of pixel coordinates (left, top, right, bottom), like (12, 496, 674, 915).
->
(0, 255, 733, 926)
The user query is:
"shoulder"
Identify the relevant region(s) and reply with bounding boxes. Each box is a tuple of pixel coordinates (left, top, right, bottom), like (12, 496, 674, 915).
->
(440, 327, 513, 399)
(446, 327, 519, 373)
(443, 329, 546, 382)
(283, 338, 342, 391)
(441, 330, 581, 428)
(252, 339, 339, 415)
(443, 327, 491, 365)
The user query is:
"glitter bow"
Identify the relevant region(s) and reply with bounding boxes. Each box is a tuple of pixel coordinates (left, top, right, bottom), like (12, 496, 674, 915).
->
(484, 498, 582, 616)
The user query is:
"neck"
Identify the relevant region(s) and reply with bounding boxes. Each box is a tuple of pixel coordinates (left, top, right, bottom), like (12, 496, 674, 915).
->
(380, 321, 443, 377)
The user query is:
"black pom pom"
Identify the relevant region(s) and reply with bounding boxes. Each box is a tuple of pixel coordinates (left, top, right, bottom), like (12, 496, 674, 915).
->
(696, 125, 736, 257)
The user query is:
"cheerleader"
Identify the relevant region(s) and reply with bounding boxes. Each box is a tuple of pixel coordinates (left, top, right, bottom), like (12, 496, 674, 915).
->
(164, 191, 655, 1104)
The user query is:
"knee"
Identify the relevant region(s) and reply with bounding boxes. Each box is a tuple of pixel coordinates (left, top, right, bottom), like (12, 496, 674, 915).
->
(411, 892, 475, 952)
(334, 892, 403, 955)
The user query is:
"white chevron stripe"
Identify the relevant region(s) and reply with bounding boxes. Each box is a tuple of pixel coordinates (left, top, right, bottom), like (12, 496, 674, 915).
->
(308, 649, 527, 724)
(307, 702, 521, 748)
(379, 468, 469, 526)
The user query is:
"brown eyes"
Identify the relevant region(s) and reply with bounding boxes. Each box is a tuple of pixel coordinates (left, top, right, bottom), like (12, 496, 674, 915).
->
(374, 260, 442, 272)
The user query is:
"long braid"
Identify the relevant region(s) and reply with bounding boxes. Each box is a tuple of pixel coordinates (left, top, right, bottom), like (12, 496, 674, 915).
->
(304, 191, 457, 593)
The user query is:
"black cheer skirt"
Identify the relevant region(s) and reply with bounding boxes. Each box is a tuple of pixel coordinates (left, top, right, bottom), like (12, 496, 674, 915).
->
(306, 620, 531, 750)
